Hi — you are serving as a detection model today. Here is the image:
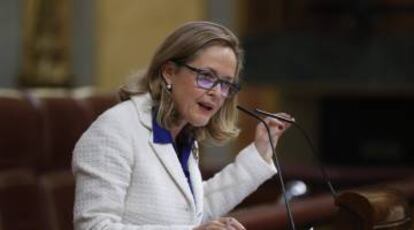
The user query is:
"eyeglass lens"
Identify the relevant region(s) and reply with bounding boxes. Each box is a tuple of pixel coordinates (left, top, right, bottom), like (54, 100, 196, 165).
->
(197, 76, 234, 97)
(177, 62, 239, 97)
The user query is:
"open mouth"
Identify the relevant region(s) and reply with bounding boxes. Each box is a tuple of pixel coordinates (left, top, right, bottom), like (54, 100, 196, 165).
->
(198, 102, 214, 112)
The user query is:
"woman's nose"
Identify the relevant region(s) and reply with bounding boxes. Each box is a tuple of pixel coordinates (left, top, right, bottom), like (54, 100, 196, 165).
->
(207, 83, 223, 97)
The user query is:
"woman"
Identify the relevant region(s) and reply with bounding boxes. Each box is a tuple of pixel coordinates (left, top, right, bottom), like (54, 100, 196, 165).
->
(73, 21, 292, 230)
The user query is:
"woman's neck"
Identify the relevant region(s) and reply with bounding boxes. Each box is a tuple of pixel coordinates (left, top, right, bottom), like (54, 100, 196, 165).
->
(169, 121, 187, 141)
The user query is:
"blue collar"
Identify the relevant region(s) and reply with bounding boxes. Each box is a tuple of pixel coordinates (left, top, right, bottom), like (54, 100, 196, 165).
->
(152, 115, 174, 144)
(152, 112, 194, 146)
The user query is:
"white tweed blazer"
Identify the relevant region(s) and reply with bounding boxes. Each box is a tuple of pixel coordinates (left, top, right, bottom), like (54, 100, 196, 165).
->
(72, 93, 277, 230)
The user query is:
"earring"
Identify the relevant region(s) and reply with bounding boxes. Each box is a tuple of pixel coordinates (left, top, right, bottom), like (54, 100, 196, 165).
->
(166, 84, 172, 91)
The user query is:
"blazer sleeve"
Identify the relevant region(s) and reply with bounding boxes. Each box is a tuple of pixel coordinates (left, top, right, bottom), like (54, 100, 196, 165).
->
(72, 110, 195, 230)
(201, 143, 277, 221)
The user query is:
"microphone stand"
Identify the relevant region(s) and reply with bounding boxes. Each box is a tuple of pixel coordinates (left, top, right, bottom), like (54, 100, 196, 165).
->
(254, 108, 338, 199)
(237, 105, 296, 230)
(255, 107, 413, 229)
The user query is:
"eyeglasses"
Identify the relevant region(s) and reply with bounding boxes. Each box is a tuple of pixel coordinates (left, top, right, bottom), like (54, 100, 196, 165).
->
(176, 62, 241, 97)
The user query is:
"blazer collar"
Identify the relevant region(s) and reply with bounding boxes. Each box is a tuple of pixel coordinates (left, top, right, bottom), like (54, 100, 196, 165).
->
(131, 93, 153, 130)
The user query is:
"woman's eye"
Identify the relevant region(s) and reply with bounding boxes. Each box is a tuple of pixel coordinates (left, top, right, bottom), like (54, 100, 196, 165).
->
(199, 72, 216, 81)
(221, 82, 231, 89)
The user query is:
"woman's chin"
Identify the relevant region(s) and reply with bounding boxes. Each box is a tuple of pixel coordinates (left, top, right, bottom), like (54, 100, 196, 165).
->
(189, 116, 210, 127)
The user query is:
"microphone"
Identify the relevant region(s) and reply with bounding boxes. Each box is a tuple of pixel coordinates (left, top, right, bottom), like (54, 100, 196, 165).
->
(237, 105, 297, 230)
(255, 108, 296, 124)
(278, 180, 308, 204)
(254, 108, 338, 198)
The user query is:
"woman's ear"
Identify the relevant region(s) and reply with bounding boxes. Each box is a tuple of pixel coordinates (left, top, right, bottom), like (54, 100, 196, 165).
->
(161, 61, 177, 85)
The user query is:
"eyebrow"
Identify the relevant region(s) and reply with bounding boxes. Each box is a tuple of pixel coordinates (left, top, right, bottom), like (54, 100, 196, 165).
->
(202, 67, 235, 82)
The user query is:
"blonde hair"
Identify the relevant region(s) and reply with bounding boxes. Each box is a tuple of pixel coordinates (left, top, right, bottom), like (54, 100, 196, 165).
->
(119, 21, 244, 144)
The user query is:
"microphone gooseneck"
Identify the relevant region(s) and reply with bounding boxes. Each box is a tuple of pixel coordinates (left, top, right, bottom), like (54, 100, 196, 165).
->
(254, 108, 338, 198)
(237, 105, 296, 230)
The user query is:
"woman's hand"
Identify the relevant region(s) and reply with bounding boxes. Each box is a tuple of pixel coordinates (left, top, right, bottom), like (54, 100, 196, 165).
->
(254, 113, 293, 163)
(193, 217, 246, 230)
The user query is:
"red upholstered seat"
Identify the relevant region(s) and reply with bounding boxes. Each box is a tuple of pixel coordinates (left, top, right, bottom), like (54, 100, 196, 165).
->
(0, 168, 45, 230)
(0, 90, 44, 171)
(27, 89, 95, 172)
(39, 170, 75, 230)
(72, 88, 119, 121)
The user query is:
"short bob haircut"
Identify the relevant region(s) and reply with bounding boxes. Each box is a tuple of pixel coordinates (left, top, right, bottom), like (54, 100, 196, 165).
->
(119, 21, 244, 144)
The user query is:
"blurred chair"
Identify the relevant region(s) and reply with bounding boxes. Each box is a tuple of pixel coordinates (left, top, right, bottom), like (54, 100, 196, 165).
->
(26, 89, 94, 172)
(39, 170, 75, 230)
(0, 89, 45, 171)
(0, 168, 45, 230)
(73, 87, 119, 120)
(0, 88, 120, 230)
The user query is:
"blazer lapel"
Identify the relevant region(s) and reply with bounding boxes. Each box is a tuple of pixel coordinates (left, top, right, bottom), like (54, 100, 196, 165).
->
(149, 136, 195, 209)
(189, 143, 203, 220)
(132, 94, 196, 210)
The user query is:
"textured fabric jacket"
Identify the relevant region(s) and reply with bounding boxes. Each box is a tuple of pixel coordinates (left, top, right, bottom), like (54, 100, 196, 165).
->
(72, 93, 277, 230)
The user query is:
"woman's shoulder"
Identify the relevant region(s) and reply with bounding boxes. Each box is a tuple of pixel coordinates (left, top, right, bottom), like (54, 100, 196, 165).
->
(94, 93, 152, 129)
(98, 99, 136, 123)
(75, 99, 141, 148)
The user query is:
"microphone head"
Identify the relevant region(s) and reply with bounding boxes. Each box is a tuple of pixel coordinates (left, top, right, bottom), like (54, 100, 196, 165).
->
(278, 180, 308, 203)
(287, 180, 308, 197)
(254, 108, 295, 123)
